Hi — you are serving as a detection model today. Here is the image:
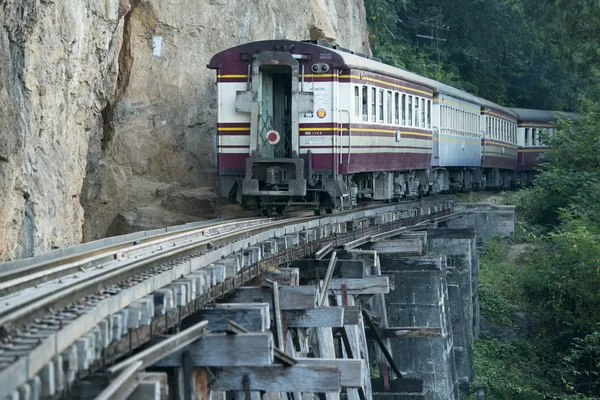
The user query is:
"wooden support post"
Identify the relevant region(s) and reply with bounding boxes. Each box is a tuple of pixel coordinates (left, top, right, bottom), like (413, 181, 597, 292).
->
(329, 277, 390, 295)
(319, 252, 338, 306)
(284, 307, 345, 328)
(343, 306, 361, 325)
(182, 351, 192, 400)
(361, 310, 403, 379)
(191, 368, 209, 400)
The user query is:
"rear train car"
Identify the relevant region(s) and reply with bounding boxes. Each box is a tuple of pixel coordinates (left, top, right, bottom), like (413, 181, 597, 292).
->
(208, 40, 437, 214)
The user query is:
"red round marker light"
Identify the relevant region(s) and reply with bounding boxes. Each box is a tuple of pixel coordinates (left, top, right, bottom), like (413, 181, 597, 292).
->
(266, 130, 281, 145)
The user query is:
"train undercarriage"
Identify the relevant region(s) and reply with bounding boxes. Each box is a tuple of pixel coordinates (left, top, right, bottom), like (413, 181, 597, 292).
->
(224, 164, 518, 216)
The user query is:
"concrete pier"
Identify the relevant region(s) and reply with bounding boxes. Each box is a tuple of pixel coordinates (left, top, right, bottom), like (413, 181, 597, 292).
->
(380, 256, 460, 400)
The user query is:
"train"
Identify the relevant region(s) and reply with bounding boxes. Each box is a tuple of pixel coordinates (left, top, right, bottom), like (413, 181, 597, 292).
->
(208, 40, 577, 215)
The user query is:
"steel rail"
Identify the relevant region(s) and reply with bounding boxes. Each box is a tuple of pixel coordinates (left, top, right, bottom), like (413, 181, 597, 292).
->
(0, 217, 269, 298)
(0, 215, 316, 329)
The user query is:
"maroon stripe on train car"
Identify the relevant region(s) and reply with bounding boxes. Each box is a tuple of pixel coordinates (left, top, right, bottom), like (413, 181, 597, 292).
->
(217, 78, 248, 83)
(219, 152, 248, 172)
(300, 145, 431, 151)
(301, 152, 431, 175)
(517, 148, 549, 172)
(481, 155, 517, 170)
(219, 122, 251, 127)
(340, 152, 431, 174)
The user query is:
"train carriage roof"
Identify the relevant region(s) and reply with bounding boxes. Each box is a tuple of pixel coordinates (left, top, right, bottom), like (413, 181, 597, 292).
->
(322, 43, 519, 119)
(508, 107, 579, 122)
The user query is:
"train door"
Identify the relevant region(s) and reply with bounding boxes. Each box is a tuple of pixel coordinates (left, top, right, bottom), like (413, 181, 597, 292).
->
(257, 67, 292, 159)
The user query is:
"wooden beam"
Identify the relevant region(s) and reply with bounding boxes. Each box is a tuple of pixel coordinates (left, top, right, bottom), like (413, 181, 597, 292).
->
(329, 277, 390, 295)
(296, 358, 363, 388)
(367, 327, 443, 338)
(108, 321, 208, 374)
(95, 361, 142, 400)
(153, 333, 273, 367)
(198, 307, 268, 332)
(227, 286, 318, 310)
(342, 236, 372, 250)
(315, 243, 334, 260)
(210, 365, 341, 392)
(284, 307, 344, 328)
(258, 268, 299, 286)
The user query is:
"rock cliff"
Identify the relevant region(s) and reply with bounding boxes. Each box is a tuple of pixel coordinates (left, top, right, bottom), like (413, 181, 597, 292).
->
(0, 0, 370, 260)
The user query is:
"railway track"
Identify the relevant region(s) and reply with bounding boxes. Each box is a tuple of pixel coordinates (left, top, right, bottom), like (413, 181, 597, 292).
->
(0, 198, 455, 399)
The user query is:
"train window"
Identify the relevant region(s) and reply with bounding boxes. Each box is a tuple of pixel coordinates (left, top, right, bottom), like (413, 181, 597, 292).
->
(402, 94, 406, 125)
(525, 128, 529, 146)
(379, 90, 384, 123)
(354, 86, 360, 118)
(394, 93, 400, 125)
(362, 86, 368, 121)
(371, 87, 376, 122)
(421, 98, 426, 128)
(427, 100, 431, 128)
(532, 129, 537, 146)
(385, 90, 394, 124)
(408, 96, 413, 126)
(414, 97, 420, 127)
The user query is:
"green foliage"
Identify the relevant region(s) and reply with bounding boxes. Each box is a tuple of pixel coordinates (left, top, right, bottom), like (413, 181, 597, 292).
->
(531, 99, 600, 225)
(472, 338, 564, 399)
(563, 330, 600, 396)
(520, 220, 600, 348)
(363, 0, 600, 109)
(478, 240, 524, 324)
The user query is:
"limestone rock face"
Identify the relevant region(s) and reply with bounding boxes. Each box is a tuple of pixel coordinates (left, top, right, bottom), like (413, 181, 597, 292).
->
(0, 0, 370, 260)
(82, 0, 371, 242)
(0, 0, 123, 261)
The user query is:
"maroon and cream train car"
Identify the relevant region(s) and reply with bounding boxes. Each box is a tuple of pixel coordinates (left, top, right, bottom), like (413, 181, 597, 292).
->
(509, 108, 578, 185)
(208, 40, 436, 214)
(480, 106, 519, 188)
